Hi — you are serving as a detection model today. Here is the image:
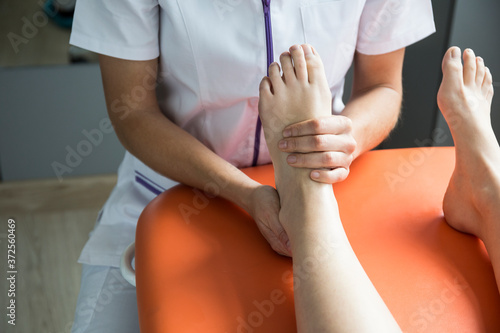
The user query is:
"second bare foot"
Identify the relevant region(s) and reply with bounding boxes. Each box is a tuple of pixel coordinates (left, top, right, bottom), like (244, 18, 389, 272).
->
(437, 47, 499, 241)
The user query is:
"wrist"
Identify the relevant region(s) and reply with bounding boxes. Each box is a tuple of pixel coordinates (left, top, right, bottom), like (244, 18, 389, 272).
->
(221, 174, 261, 214)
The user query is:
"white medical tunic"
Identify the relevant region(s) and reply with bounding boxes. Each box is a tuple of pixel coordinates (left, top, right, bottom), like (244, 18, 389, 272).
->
(70, 0, 436, 267)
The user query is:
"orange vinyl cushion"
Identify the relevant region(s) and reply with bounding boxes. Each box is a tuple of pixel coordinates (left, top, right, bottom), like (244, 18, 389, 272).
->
(135, 147, 500, 332)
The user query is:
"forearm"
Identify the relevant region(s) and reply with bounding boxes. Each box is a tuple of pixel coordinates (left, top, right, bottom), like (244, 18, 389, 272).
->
(342, 85, 402, 159)
(113, 107, 259, 212)
(99, 55, 291, 255)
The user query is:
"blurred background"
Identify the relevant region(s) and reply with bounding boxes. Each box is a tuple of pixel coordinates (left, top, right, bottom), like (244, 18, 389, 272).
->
(0, 0, 499, 181)
(0, 0, 499, 332)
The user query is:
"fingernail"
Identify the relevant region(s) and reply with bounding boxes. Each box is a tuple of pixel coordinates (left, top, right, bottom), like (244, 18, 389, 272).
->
(311, 171, 320, 179)
(451, 47, 460, 59)
(283, 129, 291, 137)
(478, 57, 484, 63)
(287, 155, 297, 164)
(278, 140, 287, 149)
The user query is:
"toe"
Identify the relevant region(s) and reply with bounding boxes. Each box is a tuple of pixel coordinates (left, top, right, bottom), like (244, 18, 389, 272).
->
(301, 44, 326, 84)
(441, 47, 463, 90)
(268, 62, 283, 91)
(483, 67, 494, 101)
(280, 51, 295, 83)
(475, 57, 486, 87)
(259, 76, 273, 97)
(463, 48, 477, 86)
(289, 44, 307, 82)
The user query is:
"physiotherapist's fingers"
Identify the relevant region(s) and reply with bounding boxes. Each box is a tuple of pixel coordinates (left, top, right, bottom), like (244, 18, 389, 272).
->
(289, 44, 307, 82)
(310, 167, 350, 184)
(279, 133, 357, 154)
(280, 51, 295, 84)
(286, 151, 354, 169)
(283, 115, 353, 137)
(276, 227, 292, 256)
(259, 221, 291, 257)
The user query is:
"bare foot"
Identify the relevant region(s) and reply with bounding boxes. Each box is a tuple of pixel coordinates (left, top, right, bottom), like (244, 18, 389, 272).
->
(437, 47, 499, 242)
(259, 45, 401, 333)
(258, 44, 339, 236)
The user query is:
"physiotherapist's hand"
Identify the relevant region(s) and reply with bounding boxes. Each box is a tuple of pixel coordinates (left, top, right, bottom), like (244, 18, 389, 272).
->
(248, 185, 292, 257)
(278, 115, 357, 184)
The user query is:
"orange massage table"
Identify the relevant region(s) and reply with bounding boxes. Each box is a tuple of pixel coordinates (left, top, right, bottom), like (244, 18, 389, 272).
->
(133, 147, 500, 332)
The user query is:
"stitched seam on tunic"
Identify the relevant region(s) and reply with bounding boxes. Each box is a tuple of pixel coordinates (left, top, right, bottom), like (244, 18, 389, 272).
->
(175, 1, 206, 111)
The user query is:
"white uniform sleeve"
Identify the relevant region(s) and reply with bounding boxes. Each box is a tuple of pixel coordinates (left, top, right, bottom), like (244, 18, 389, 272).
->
(356, 0, 436, 55)
(70, 0, 159, 60)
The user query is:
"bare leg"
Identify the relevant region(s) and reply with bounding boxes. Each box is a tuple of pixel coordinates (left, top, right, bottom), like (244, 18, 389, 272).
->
(438, 47, 500, 290)
(258, 44, 401, 333)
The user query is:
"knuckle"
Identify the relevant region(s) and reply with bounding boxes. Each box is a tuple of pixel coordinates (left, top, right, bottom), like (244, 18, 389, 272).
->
(312, 118, 326, 133)
(348, 139, 357, 153)
(323, 152, 336, 165)
(340, 116, 353, 130)
(312, 135, 327, 149)
(342, 154, 353, 167)
(290, 126, 300, 137)
(294, 153, 304, 165)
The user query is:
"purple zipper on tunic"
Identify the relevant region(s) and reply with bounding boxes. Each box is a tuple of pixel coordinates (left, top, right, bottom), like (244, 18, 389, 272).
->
(252, 0, 274, 166)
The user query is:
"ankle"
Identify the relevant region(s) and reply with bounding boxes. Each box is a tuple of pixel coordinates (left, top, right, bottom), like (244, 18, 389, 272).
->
(278, 183, 339, 231)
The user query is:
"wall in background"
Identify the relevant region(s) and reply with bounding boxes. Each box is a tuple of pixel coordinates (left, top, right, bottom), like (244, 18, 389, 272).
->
(2, 0, 497, 181)
(381, 0, 456, 149)
(0, 64, 125, 181)
(342, 0, 455, 149)
(434, 0, 500, 146)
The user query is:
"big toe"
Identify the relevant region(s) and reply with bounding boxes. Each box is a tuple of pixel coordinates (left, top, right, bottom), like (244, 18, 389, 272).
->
(441, 47, 464, 91)
(301, 44, 327, 85)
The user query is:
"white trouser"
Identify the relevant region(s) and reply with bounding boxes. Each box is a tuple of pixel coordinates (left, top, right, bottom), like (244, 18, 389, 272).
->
(71, 264, 139, 333)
